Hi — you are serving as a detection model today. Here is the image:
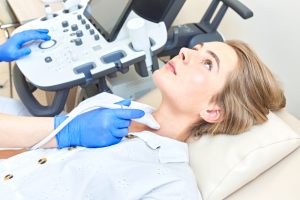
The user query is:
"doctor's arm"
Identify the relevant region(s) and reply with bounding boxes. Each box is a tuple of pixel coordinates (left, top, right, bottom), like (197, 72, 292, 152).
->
(0, 29, 51, 62)
(0, 113, 56, 148)
(0, 100, 144, 149)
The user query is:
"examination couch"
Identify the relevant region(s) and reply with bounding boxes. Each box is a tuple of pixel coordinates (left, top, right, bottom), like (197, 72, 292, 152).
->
(138, 89, 300, 200)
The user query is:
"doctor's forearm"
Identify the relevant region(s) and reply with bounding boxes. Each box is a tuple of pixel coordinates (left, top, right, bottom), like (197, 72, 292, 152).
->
(0, 114, 57, 148)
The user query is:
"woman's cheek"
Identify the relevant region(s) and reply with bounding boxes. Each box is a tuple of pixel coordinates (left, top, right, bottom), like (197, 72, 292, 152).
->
(190, 73, 206, 87)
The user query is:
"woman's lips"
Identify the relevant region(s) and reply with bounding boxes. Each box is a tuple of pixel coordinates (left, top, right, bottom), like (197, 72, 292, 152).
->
(166, 61, 176, 75)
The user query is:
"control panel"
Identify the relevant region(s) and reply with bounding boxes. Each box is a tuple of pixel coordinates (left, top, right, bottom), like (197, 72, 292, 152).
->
(13, 0, 167, 91)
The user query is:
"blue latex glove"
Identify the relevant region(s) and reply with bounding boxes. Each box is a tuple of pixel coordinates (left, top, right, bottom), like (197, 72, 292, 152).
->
(0, 29, 51, 62)
(55, 99, 145, 148)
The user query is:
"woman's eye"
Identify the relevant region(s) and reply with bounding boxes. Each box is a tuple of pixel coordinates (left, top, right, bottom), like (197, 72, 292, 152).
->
(202, 59, 213, 71)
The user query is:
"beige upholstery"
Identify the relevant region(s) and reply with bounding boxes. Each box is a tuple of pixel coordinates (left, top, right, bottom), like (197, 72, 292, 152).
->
(138, 89, 300, 200)
(227, 111, 300, 200)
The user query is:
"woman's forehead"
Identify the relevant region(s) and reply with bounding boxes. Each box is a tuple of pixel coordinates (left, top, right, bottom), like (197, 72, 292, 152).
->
(194, 41, 233, 52)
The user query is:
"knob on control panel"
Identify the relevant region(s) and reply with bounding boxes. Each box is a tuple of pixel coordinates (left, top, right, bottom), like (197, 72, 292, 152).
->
(76, 30, 83, 37)
(75, 38, 83, 46)
(94, 34, 100, 41)
(39, 39, 57, 49)
(71, 24, 78, 31)
(62, 21, 69, 28)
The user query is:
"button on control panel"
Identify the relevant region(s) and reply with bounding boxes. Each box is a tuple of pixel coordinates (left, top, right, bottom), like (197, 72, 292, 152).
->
(71, 24, 78, 31)
(45, 56, 53, 63)
(62, 21, 69, 27)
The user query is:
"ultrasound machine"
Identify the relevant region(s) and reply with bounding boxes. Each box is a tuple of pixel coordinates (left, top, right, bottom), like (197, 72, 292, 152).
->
(12, 0, 253, 116)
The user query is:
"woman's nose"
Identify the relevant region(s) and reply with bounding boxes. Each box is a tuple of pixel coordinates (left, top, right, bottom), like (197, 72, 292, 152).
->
(179, 48, 190, 64)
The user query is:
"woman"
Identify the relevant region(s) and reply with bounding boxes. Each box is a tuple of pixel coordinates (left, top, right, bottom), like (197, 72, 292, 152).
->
(148, 40, 285, 140)
(0, 40, 285, 199)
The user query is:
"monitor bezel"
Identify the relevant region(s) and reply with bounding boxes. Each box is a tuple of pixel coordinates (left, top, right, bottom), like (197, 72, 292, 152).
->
(83, 0, 134, 42)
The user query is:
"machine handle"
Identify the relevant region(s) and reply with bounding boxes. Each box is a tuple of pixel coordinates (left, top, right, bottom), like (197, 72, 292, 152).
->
(199, 0, 253, 33)
(13, 64, 69, 117)
(222, 0, 253, 19)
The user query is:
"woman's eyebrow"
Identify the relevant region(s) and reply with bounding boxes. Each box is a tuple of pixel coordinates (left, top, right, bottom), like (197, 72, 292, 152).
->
(206, 49, 220, 71)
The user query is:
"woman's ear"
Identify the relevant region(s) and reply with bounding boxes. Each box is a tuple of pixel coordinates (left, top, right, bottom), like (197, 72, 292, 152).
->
(200, 105, 223, 123)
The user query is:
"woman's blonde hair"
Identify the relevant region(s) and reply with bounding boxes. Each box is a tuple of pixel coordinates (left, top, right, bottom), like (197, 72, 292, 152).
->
(191, 40, 286, 137)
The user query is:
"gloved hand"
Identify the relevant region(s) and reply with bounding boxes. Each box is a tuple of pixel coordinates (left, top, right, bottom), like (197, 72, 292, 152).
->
(0, 29, 51, 62)
(54, 99, 145, 148)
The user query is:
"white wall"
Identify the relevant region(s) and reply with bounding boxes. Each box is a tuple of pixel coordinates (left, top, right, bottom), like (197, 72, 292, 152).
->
(174, 0, 300, 119)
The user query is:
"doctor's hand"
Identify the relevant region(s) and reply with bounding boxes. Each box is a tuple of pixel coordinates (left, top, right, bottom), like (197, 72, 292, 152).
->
(54, 99, 145, 148)
(0, 29, 51, 62)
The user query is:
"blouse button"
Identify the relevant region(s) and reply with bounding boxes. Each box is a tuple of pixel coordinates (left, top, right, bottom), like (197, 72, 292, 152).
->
(38, 157, 47, 165)
(68, 146, 77, 151)
(125, 134, 137, 139)
(3, 174, 13, 181)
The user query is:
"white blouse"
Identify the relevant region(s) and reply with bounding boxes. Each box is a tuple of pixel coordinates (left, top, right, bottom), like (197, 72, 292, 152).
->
(0, 131, 202, 199)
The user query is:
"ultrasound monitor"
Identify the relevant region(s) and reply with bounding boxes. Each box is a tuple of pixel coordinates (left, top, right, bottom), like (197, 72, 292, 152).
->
(83, 0, 134, 42)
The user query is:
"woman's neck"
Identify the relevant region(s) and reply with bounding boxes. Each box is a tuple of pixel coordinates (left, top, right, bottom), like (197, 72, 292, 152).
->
(129, 102, 200, 142)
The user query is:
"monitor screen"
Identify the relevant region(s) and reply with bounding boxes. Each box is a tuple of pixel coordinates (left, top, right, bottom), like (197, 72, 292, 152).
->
(83, 0, 133, 42)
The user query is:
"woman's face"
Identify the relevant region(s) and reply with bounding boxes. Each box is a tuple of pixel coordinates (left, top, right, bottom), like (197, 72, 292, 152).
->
(153, 41, 238, 115)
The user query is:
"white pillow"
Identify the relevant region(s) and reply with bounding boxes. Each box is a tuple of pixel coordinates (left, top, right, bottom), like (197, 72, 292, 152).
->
(188, 112, 300, 200)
